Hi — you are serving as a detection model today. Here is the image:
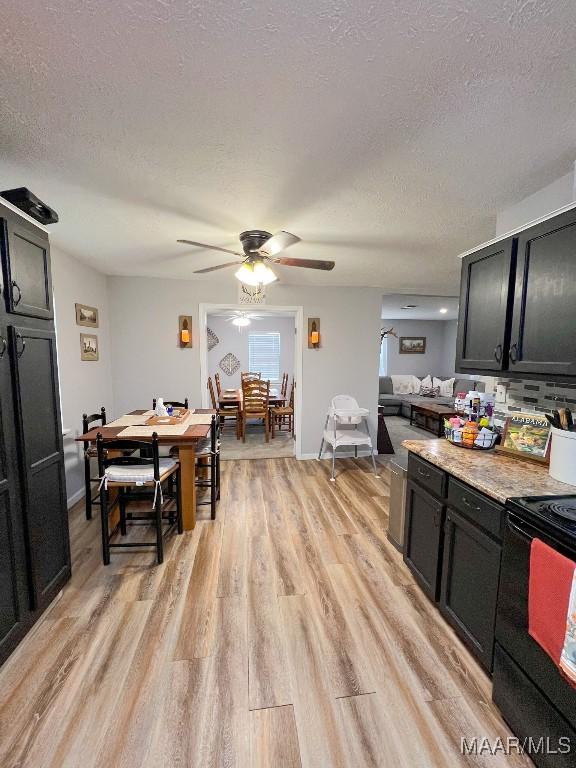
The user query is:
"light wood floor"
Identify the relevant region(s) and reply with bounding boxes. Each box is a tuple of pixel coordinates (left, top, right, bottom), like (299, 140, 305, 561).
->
(0, 458, 532, 768)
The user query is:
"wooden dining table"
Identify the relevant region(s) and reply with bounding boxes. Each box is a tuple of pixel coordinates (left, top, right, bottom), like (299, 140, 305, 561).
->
(77, 409, 215, 531)
(218, 388, 285, 408)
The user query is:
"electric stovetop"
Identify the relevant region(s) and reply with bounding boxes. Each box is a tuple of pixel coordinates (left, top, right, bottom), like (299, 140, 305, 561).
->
(507, 494, 576, 543)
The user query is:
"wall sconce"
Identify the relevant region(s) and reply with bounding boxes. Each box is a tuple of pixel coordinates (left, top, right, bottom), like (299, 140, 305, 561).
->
(179, 315, 192, 348)
(308, 317, 321, 349)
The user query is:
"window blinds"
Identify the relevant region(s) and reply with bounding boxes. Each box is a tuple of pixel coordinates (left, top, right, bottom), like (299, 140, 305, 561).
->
(248, 333, 281, 382)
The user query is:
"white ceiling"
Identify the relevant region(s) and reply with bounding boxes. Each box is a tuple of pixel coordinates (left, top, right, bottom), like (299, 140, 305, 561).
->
(1, 1, 576, 292)
(381, 294, 459, 320)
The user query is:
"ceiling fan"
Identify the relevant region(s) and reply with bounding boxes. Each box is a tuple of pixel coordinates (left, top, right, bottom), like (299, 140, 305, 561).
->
(224, 310, 264, 327)
(177, 229, 335, 285)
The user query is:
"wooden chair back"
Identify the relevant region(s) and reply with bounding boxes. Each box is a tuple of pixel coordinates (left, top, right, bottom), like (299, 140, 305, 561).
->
(214, 372, 222, 397)
(242, 378, 270, 415)
(152, 398, 189, 410)
(97, 434, 162, 481)
(207, 377, 218, 409)
(241, 371, 261, 382)
(82, 407, 106, 446)
(288, 380, 295, 408)
(281, 373, 289, 397)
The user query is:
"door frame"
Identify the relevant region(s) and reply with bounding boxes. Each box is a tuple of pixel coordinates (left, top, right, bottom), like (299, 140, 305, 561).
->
(198, 302, 304, 459)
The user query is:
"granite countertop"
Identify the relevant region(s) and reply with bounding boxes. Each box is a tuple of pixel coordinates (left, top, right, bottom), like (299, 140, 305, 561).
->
(402, 439, 574, 504)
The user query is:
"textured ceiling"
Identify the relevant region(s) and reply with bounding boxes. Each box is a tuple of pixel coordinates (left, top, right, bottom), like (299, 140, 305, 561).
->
(381, 294, 459, 320)
(1, 1, 576, 292)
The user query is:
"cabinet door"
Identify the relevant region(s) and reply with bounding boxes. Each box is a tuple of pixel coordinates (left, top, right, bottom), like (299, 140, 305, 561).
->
(509, 209, 576, 377)
(440, 508, 501, 671)
(456, 238, 516, 371)
(9, 325, 70, 610)
(403, 481, 444, 601)
(0, 218, 53, 320)
(0, 325, 30, 664)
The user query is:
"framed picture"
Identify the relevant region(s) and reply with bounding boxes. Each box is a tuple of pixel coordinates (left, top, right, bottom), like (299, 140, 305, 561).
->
(80, 333, 99, 361)
(399, 336, 426, 354)
(75, 303, 99, 328)
(496, 411, 551, 464)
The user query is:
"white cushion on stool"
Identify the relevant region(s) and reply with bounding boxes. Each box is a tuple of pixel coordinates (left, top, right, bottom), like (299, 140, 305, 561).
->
(104, 458, 177, 484)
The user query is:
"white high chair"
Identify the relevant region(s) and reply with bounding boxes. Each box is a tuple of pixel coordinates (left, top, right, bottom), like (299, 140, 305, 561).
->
(318, 395, 379, 481)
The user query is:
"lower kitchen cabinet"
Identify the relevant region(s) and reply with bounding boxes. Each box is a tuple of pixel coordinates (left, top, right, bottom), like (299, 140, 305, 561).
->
(404, 480, 445, 601)
(440, 507, 502, 671)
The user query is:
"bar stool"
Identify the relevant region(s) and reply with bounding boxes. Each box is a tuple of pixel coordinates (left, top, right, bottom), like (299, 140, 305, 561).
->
(195, 414, 220, 520)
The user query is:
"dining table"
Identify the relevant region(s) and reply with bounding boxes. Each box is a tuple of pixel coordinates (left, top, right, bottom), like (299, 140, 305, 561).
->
(218, 388, 286, 409)
(77, 408, 216, 531)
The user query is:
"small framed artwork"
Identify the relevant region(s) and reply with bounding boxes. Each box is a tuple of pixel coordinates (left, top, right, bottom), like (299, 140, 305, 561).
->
(496, 411, 551, 464)
(399, 336, 426, 354)
(75, 303, 99, 328)
(80, 333, 99, 361)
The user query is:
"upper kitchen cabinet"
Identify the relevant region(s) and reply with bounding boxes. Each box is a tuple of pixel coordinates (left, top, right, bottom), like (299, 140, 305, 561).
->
(0, 217, 53, 320)
(456, 238, 516, 371)
(509, 208, 576, 377)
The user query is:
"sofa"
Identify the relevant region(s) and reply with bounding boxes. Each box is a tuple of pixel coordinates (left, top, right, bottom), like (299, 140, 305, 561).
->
(378, 375, 485, 418)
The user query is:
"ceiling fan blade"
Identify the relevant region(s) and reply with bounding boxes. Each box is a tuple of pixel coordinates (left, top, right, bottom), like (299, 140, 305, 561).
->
(177, 239, 244, 257)
(258, 230, 300, 258)
(273, 257, 335, 271)
(194, 260, 244, 274)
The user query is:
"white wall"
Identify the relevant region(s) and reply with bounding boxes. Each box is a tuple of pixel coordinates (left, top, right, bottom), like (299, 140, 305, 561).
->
(384, 319, 456, 377)
(207, 315, 294, 389)
(52, 247, 114, 506)
(107, 277, 382, 456)
(495, 163, 576, 235)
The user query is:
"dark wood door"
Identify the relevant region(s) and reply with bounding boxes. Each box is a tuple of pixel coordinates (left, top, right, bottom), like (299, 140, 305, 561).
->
(509, 208, 576, 377)
(456, 238, 516, 371)
(403, 481, 445, 601)
(440, 508, 501, 671)
(0, 218, 53, 320)
(9, 325, 70, 610)
(0, 322, 30, 663)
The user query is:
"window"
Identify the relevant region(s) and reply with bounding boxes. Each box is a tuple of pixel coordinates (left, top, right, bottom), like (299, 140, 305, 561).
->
(248, 333, 281, 382)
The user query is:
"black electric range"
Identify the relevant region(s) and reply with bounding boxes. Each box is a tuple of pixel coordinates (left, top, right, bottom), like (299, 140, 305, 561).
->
(493, 494, 576, 767)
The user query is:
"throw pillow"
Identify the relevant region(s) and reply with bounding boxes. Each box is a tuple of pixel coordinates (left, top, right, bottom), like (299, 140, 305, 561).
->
(420, 374, 433, 390)
(420, 385, 440, 398)
(391, 375, 415, 394)
(440, 377, 455, 397)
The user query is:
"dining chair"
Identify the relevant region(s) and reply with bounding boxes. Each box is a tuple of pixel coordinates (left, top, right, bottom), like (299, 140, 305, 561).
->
(281, 373, 289, 398)
(96, 432, 182, 565)
(214, 372, 222, 398)
(195, 414, 219, 519)
(209, 376, 240, 438)
(82, 407, 106, 520)
(152, 398, 189, 410)
(272, 380, 295, 438)
(241, 371, 261, 382)
(241, 378, 270, 442)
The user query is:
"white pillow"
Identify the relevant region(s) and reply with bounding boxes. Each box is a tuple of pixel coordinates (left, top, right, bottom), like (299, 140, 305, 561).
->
(435, 377, 455, 397)
(411, 375, 422, 394)
(391, 375, 415, 394)
(420, 374, 432, 390)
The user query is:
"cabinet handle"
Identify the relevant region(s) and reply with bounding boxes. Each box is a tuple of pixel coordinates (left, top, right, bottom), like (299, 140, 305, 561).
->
(509, 342, 518, 364)
(0, 337, 6, 359)
(417, 468, 431, 479)
(461, 495, 481, 513)
(493, 344, 502, 363)
(15, 333, 26, 358)
(11, 281, 22, 307)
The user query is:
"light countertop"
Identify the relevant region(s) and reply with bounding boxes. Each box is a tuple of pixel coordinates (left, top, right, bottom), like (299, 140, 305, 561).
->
(402, 439, 574, 504)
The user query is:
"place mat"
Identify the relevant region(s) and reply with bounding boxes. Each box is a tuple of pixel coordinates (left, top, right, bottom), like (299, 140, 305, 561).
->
(117, 424, 190, 437)
(186, 414, 214, 425)
(106, 415, 150, 428)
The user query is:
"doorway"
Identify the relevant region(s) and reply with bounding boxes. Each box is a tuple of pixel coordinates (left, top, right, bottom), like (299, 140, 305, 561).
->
(199, 303, 303, 459)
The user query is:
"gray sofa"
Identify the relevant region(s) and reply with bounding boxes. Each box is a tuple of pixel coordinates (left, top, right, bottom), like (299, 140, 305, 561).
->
(378, 375, 485, 418)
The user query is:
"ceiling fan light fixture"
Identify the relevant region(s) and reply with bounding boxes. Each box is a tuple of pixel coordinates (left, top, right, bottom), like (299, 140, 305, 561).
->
(235, 260, 277, 286)
(232, 316, 251, 327)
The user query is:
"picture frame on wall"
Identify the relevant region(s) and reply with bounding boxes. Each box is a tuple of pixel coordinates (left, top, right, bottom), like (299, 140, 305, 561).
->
(75, 303, 99, 328)
(80, 333, 99, 361)
(399, 336, 426, 354)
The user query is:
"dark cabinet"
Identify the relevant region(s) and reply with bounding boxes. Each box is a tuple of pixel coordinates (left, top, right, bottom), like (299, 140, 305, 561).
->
(0, 218, 53, 320)
(509, 209, 576, 377)
(404, 481, 445, 601)
(456, 238, 516, 371)
(456, 206, 576, 379)
(440, 508, 502, 670)
(9, 325, 70, 610)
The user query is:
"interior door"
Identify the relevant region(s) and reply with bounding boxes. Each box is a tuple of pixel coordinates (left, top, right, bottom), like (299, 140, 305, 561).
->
(0, 322, 29, 664)
(509, 209, 576, 376)
(9, 325, 70, 610)
(1, 218, 53, 320)
(456, 238, 516, 371)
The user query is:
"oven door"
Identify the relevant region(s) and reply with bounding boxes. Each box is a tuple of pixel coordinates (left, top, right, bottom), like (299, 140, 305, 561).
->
(495, 512, 576, 725)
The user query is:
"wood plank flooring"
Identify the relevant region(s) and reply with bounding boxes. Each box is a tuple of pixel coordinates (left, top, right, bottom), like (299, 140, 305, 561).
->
(0, 457, 533, 767)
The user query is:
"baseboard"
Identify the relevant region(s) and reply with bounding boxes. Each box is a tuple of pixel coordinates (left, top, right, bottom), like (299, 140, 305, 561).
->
(67, 487, 85, 510)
